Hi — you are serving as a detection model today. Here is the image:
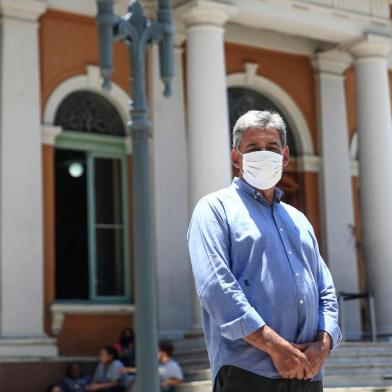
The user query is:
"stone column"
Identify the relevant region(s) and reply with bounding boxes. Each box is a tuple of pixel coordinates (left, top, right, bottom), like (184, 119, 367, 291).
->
(183, 1, 236, 332)
(313, 50, 361, 339)
(0, 0, 57, 356)
(149, 36, 193, 338)
(349, 34, 392, 336)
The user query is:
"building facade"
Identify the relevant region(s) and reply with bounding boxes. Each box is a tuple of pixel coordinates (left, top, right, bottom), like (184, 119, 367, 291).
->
(0, 0, 392, 363)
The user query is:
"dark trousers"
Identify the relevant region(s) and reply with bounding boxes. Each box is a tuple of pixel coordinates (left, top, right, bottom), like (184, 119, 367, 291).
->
(213, 366, 323, 392)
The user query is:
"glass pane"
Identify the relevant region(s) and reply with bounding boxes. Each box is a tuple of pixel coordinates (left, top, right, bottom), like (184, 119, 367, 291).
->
(94, 158, 123, 225)
(95, 227, 124, 296)
(55, 149, 89, 300)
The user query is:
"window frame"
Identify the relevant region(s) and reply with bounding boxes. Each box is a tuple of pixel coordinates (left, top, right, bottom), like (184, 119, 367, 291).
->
(55, 130, 131, 304)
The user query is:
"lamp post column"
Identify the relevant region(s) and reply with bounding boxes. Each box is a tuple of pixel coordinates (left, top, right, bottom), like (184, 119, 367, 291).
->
(96, 1, 174, 390)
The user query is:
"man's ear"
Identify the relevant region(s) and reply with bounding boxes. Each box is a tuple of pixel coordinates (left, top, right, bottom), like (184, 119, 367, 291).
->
(232, 148, 241, 169)
(283, 145, 290, 168)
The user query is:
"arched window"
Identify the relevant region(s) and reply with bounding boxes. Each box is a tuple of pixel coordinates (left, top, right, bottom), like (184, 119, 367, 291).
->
(55, 90, 126, 136)
(54, 91, 130, 302)
(228, 87, 297, 155)
(228, 87, 304, 210)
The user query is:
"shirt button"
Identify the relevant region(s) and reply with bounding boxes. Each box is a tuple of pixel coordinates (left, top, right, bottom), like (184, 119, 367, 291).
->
(288, 251, 292, 255)
(280, 227, 284, 232)
(299, 299, 304, 304)
(295, 272, 300, 277)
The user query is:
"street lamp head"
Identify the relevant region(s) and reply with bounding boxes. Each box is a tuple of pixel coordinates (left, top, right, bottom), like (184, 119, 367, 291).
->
(96, 0, 118, 90)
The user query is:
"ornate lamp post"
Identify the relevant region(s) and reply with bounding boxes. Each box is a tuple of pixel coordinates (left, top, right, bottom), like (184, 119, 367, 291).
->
(96, 1, 174, 391)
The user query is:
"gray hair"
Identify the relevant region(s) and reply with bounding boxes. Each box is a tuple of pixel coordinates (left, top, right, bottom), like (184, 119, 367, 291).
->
(232, 110, 287, 149)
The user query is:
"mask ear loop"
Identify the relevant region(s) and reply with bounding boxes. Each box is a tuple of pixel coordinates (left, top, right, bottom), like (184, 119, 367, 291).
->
(236, 148, 245, 177)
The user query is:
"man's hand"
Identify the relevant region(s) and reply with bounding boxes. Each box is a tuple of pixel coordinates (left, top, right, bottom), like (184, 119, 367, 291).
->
(294, 331, 332, 378)
(244, 325, 314, 379)
(269, 340, 314, 379)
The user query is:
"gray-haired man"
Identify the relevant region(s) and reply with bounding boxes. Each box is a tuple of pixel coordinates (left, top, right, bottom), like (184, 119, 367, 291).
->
(187, 110, 341, 391)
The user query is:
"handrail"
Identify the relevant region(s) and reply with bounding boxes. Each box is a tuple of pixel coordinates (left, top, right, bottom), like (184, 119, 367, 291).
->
(338, 291, 377, 342)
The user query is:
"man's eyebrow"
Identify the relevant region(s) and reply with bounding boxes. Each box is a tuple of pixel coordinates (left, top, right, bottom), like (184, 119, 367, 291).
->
(268, 141, 281, 147)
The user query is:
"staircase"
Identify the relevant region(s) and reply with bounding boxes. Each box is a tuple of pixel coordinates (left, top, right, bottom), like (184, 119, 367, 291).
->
(172, 338, 392, 392)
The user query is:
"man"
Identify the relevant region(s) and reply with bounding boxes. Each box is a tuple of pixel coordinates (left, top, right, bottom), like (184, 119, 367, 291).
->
(187, 110, 341, 392)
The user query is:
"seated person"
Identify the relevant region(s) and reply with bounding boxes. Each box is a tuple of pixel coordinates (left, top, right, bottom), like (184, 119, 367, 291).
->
(86, 346, 125, 392)
(118, 341, 183, 392)
(114, 328, 135, 368)
(158, 341, 183, 392)
(46, 385, 63, 392)
(63, 361, 92, 392)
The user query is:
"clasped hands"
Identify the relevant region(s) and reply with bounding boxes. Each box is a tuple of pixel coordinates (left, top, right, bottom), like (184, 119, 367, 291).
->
(270, 332, 331, 380)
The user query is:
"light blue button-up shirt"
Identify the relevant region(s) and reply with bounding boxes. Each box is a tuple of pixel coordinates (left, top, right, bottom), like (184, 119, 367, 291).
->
(187, 177, 342, 382)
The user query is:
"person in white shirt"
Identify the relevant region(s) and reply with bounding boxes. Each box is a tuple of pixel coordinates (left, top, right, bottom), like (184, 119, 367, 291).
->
(158, 341, 183, 392)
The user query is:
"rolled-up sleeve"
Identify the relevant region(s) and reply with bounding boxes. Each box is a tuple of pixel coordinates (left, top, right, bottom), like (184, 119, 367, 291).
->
(312, 230, 342, 350)
(187, 198, 265, 340)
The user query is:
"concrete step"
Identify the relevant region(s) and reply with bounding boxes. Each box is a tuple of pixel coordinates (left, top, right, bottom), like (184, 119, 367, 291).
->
(176, 354, 392, 371)
(324, 388, 392, 392)
(323, 374, 392, 388)
(332, 344, 392, 354)
(173, 336, 206, 352)
(183, 368, 211, 382)
(174, 380, 392, 392)
(171, 339, 392, 390)
(174, 348, 209, 362)
(324, 364, 392, 376)
(176, 354, 392, 368)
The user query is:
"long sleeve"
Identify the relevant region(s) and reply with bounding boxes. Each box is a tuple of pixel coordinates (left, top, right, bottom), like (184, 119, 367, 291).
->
(187, 198, 265, 341)
(312, 230, 342, 350)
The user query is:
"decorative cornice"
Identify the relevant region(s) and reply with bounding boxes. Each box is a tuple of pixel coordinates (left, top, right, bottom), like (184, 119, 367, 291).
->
(179, 0, 237, 28)
(312, 49, 352, 76)
(86, 64, 101, 89)
(0, 0, 48, 21)
(350, 159, 359, 177)
(296, 155, 321, 173)
(292, 155, 358, 176)
(244, 62, 259, 85)
(347, 34, 391, 59)
(41, 124, 62, 145)
(174, 32, 186, 48)
(124, 135, 132, 155)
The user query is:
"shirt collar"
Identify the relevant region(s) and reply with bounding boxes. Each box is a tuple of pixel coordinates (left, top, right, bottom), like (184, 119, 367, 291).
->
(232, 177, 284, 204)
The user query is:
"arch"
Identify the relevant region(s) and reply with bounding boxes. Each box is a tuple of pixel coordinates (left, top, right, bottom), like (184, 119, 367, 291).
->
(44, 65, 130, 130)
(228, 87, 298, 155)
(54, 90, 126, 136)
(226, 72, 314, 156)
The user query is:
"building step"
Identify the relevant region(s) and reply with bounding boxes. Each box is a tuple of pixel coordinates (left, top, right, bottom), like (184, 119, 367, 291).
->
(172, 339, 392, 390)
(323, 374, 392, 388)
(324, 364, 392, 376)
(174, 380, 392, 392)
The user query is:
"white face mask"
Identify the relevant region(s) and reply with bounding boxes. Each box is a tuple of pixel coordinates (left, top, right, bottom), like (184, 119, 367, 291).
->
(239, 150, 283, 190)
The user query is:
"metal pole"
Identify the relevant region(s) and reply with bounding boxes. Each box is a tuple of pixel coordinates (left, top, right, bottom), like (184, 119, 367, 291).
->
(129, 24, 161, 392)
(96, 1, 174, 391)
